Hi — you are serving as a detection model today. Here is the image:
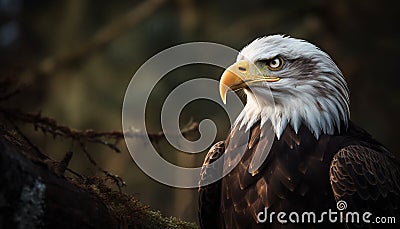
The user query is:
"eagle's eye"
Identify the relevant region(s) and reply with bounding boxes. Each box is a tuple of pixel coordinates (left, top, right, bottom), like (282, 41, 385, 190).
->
(266, 57, 283, 71)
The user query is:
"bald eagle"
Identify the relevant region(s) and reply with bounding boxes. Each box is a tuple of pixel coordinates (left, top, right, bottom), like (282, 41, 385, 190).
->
(198, 35, 400, 228)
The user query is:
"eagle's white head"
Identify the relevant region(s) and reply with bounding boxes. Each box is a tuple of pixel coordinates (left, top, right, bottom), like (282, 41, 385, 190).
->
(220, 35, 350, 139)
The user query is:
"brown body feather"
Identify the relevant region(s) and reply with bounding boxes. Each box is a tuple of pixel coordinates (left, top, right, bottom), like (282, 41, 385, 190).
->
(199, 121, 400, 228)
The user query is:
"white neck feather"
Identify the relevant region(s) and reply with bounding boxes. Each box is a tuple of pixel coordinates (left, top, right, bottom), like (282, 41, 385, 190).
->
(235, 84, 349, 139)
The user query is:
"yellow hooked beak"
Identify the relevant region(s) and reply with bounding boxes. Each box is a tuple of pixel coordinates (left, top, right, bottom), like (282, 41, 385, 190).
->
(219, 60, 280, 104)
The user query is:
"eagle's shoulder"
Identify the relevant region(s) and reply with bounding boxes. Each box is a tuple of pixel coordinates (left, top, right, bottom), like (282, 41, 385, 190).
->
(201, 141, 225, 169)
(198, 141, 225, 229)
(329, 144, 400, 220)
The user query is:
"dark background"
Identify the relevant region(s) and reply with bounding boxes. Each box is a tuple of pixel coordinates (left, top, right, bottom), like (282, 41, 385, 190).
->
(1, 0, 399, 224)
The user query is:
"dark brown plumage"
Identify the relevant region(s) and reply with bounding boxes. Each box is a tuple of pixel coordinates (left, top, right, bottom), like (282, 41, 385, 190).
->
(199, 121, 400, 228)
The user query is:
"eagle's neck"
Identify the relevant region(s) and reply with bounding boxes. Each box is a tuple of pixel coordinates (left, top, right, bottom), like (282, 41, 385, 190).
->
(235, 88, 349, 139)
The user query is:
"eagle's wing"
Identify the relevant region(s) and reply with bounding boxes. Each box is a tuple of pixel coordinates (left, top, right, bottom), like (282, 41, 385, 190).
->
(198, 141, 225, 229)
(330, 145, 400, 225)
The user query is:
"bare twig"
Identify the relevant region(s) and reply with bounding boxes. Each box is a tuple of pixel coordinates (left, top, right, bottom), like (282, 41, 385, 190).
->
(65, 168, 84, 179)
(0, 108, 199, 153)
(4, 115, 46, 159)
(79, 141, 126, 192)
(43, 151, 73, 176)
(0, 88, 21, 101)
(0, 108, 122, 152)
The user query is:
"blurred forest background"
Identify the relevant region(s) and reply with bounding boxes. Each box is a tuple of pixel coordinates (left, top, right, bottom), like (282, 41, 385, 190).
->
(0, 0, 399, 225)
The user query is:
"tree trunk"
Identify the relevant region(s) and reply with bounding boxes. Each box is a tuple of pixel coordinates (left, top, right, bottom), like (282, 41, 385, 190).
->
(0, 137, 120, 229)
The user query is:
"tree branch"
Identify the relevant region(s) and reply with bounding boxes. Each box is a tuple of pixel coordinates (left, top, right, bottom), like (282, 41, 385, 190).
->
(0, 107, 199, 153)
